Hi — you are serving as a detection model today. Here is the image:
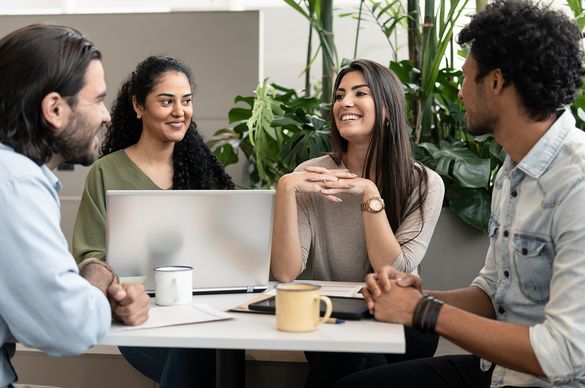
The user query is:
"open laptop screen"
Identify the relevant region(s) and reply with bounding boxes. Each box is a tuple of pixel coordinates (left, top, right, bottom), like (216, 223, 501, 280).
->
(106, 190, 275, 294)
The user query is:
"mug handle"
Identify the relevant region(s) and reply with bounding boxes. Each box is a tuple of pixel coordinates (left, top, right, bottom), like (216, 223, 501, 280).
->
(318, 295, 333, 324)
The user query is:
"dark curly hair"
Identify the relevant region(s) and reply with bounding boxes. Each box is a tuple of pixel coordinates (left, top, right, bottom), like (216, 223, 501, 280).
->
(458, 0, 585, 121)
(100, 55, 234, 190)
(331, 59, 428, 238)
(0, 24, 100, 165)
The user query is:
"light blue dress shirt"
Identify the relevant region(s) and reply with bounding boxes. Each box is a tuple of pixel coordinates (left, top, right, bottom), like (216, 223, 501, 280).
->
(472, 110, 585, 387)
(0, 143, 111, 387)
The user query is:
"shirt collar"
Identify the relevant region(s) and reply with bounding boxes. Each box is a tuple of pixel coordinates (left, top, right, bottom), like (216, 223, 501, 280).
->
(0, 142, 62, 192)
(517, 109, 574, 179)
(41, 164, 62, 193)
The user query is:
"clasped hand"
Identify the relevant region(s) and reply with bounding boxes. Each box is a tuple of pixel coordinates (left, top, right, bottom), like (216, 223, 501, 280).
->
(108, 282, 150, 326)
(363, 265, 424, 326)
(287, 166, 377, 202)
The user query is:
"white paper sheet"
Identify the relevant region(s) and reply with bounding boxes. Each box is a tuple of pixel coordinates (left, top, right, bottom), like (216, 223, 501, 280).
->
(295, 280, 365, 298)
(110, 303, 232, 332)
(262, 280, 364, 298)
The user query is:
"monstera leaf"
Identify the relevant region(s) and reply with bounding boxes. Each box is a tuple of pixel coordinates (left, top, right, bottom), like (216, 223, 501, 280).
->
(416, 137, 498, 231)
(418, 141, 490, 189)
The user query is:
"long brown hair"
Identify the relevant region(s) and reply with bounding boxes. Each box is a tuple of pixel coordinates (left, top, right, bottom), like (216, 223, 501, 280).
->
(330, 59, 428, 239)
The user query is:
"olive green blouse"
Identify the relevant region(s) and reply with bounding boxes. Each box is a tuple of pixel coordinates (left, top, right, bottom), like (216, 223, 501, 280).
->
(72, 149, 162, 262)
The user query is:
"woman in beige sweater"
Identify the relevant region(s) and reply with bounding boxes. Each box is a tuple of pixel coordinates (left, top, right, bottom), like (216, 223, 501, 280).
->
(270, 59, 445, 388)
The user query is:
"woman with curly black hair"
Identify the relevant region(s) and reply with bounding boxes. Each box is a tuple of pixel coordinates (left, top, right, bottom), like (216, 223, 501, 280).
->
(73, 55, 232, 388)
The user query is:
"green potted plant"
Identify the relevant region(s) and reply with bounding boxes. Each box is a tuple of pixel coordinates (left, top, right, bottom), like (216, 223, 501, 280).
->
(209, 0, 337, 189)
(207, 80, 330, 188)
(210, 0, 583, 233)
(209, 0, 494, 227)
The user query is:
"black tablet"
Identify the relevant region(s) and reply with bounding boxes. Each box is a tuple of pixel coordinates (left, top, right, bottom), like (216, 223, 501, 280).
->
(249, 295, 370, 320)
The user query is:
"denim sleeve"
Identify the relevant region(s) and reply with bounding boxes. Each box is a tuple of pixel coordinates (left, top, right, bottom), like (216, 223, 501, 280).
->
(470, 216, 499, 299)
(529, 183, 585, 385)
(0, 175, 111, 356)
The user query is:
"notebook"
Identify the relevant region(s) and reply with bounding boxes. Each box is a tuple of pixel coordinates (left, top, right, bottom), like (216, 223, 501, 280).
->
(105, 190, 275, 294)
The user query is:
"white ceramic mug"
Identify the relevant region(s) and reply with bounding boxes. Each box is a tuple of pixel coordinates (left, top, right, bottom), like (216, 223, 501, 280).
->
(154, 266, 193, 306)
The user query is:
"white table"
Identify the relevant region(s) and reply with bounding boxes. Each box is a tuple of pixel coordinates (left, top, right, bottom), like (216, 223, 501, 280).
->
(101, 292, 404, 352)
(100, 292, 405, 388)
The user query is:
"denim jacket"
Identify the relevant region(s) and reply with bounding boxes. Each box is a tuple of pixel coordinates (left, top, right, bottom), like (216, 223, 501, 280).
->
(471, 110, 585, 387)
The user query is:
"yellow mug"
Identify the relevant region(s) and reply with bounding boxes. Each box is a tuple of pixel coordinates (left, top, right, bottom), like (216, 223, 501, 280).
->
(275, 283, 333, 332)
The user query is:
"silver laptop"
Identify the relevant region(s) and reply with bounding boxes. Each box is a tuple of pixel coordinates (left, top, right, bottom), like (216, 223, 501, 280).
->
(106, 190, 275, 294)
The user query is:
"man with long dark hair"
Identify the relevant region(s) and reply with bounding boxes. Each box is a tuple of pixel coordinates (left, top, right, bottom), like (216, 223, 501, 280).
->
(337, 1, 585, 387)
(0, 24, 149, 387)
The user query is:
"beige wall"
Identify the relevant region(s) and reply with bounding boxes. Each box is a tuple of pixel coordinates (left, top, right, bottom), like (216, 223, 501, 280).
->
(420, 209, 489, 290)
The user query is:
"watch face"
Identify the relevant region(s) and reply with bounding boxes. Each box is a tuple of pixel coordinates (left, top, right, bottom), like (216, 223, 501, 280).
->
(370, 199, 383, 212)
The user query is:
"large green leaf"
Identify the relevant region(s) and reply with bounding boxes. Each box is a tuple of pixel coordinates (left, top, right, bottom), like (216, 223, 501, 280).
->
(418, 141, 491, 188)
(213, 144, 239, 167)
(233, 95, 255, 108)
(272, 117, 303, 128)
(246, 80, 276, 147)
(228, 107, 252, 124)
(451, 155, 490, 188)
(447, 185, 491, 231)
(389, 60, 413, 84)
(417, 142, 440, 155)
(489, 140, 506, 163)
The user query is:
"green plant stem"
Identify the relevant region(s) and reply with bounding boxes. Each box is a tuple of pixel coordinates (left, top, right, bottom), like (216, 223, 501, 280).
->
(407, 0, 420, 66)
(305, 7, 314, 97)
(353, 0, 365, 59)
(321, 0, 335, 113)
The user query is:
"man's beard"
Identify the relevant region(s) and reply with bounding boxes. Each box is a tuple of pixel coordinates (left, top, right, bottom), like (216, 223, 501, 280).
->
(465, 111, 497, 136)
(53, 110, 102, 166)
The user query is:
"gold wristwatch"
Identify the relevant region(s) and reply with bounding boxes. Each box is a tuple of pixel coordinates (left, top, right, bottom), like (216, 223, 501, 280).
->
(361, 196, 385, 213)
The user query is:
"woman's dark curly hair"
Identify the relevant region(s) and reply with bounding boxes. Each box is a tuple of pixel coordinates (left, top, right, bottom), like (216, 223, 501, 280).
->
(458, 0, 585, 121)
(100, 55, 234, 190)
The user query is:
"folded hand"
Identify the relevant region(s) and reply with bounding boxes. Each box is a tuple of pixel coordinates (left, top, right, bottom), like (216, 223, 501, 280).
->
(108, 282, 150, 326)
(303, 166, 378, 202)
(363, 265, 423, 316)
(367, 279, 422, 325)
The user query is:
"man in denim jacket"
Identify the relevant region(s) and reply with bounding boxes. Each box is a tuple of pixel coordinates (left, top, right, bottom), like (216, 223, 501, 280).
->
(337, 1, 585, 387)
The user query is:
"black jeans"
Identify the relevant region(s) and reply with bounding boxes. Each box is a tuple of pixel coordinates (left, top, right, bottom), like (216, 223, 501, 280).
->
(304, 327, 439, 388)
(119, 346, 215, 388)
(334, 354, 494, 388)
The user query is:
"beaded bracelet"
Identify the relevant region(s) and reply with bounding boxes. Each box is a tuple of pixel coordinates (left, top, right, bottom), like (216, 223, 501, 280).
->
(412, 295, 444, 334)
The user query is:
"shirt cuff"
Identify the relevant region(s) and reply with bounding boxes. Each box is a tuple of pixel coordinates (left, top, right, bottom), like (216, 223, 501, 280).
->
(530, 321, 585, 385)
(470, 276, 495, 299)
